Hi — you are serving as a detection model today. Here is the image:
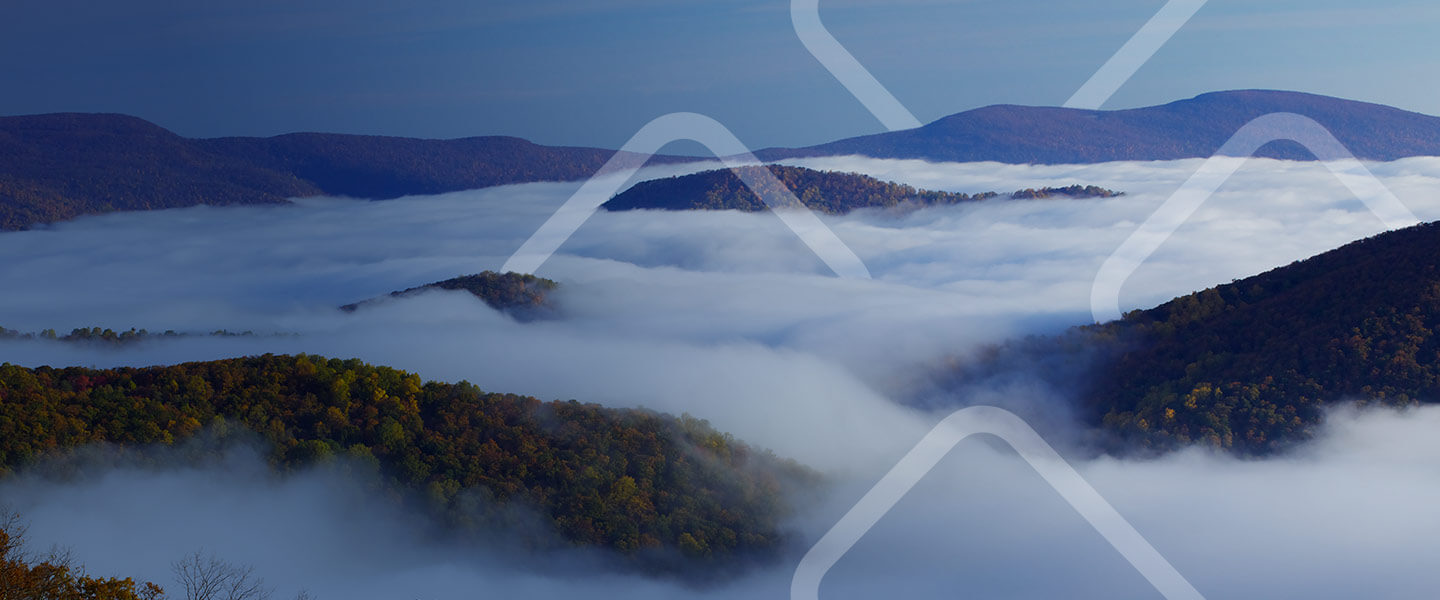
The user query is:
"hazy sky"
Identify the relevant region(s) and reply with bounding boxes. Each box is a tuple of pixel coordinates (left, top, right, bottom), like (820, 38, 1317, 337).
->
(3, 0, 1439, 149)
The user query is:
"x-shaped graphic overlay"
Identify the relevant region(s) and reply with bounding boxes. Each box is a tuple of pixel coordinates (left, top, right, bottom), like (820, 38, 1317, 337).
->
(497, 3, 1418, 598)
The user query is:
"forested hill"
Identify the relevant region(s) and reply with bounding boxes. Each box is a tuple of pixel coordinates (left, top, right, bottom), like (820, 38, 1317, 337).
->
(603, 165, 1121, 214)
(0, 355, 814, 571)
(342, 271, 558, 319)
(0, 113, 688, 230)
(942, 220, 1440, 455)
(1075, 221, 1440, 453)
(760, 90, 1440, 164)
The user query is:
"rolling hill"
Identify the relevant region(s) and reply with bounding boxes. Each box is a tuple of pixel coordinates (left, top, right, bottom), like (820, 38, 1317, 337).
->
(0, 113, 683, 230)
(6, 90, 1439, 230)
(945, 220, 1440, 455)
(1080, 220, 1440, 453)
(760, 90, 1440, 164)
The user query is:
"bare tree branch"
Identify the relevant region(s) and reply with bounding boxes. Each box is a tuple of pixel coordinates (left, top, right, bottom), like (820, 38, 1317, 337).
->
(172, 550, 273, 600)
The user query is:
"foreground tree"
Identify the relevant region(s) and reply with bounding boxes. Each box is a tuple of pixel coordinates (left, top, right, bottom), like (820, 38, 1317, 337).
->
(0, 513, 164, 600)
(171, 552, 270, 600)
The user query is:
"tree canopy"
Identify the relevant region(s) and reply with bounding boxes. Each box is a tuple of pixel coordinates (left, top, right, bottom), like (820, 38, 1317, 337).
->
(0, 355, 813, 570)
(939, 221, 1440, 455)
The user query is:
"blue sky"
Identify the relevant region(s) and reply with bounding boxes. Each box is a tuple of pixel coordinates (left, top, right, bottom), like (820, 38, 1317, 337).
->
(2, 0, 1436, 149)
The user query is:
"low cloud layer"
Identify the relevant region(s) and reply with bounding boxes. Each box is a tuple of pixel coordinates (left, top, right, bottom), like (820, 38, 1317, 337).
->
(2, 156, 1440, 597)
(6, 406, 1438, 598)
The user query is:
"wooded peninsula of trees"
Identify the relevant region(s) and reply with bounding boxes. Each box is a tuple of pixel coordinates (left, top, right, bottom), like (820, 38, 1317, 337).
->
(341, 271, 558, 319)
(945, 220, 1440, 455)
(0, 355, 813, 572)
(602, 165, 1122, 214)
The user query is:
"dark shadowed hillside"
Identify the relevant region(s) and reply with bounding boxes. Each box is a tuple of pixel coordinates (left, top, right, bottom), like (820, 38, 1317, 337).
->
(604, 165, 1120, 214)
(0, 114, 316, 230)
(1080, 221, 1440, 453)
(7, 91, 1436, 230)
(761, 90, 1440, 164)
(0, 113, 685, 230)
(944, 220, 1440, 455)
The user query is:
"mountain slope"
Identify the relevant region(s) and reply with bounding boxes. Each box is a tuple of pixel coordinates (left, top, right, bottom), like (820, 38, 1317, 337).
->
(937, 220, 1440, 455)
(0, 354, 812, 571)
(1078, 221, 1440, 453)
(0, 113, 315, 229)
(761, 90, 1440, 164)
(603, 165, 1121, 214)
(0, 113, 682, 230)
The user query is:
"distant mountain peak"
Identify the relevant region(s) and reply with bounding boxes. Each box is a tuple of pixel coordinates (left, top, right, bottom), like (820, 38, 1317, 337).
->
(759, 89, 1440, 164)
(5, 91, 1439, 230)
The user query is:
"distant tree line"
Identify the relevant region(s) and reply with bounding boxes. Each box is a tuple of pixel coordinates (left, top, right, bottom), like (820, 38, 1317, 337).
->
(0, 327, 258, 346)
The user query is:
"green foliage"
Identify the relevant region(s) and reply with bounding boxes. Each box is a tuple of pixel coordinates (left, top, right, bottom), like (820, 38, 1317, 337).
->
(602, 165, 1121, 215)
(0, 355, 812, 567)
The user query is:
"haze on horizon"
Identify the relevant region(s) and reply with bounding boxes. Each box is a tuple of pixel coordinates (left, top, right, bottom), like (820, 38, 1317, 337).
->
(1, 0, 1438, 150)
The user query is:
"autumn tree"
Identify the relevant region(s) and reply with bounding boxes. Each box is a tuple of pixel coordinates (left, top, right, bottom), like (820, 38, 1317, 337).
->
(0, 512, 164, 600)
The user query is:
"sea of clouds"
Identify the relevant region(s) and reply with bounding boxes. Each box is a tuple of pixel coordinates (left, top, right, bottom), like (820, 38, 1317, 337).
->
(2, 156, 1440, 598)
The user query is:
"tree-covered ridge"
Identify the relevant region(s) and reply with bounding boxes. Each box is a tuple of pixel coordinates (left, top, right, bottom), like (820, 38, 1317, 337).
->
(934, 221, 1440, 455)
(1074, 221, 1440, 453)
(341, 271, 558, 318)
(0, 355, 813, 568)
(602, 165, 1121, 215)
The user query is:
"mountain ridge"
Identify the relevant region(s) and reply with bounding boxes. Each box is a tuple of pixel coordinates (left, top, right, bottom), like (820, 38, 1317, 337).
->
(941, 219, 1440, 455)
(0, 112, 690, 230)
(6, 90, 1440, 230)
(759, 90, 1440, 164)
